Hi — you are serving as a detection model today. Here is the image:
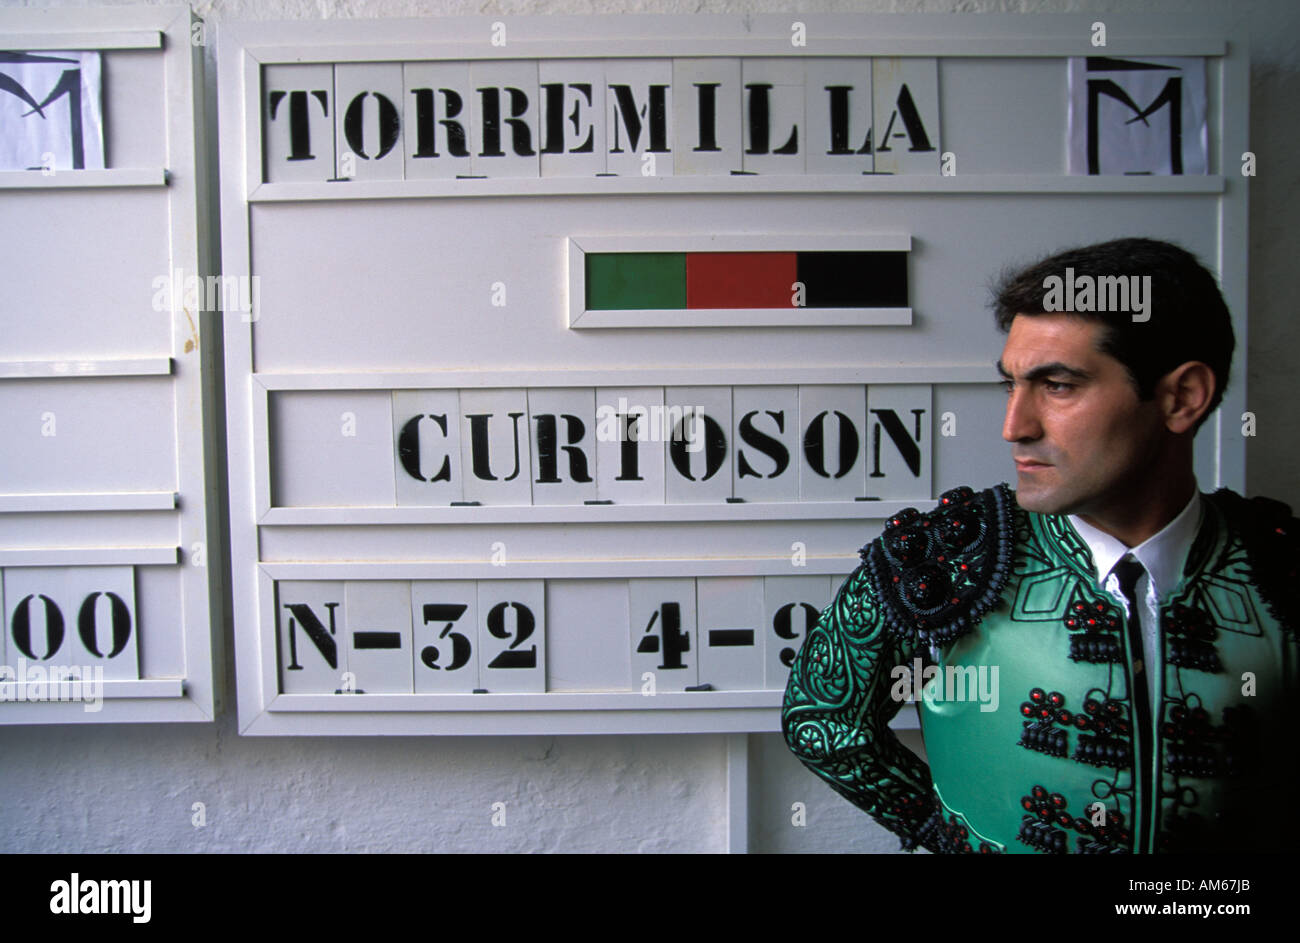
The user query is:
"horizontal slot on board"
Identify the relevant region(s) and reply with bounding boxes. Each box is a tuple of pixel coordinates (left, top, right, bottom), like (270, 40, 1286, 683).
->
(0, 679, 183, 701)
(260, 560, 855, 580)
(0, 168, 167, 189)
(0, 547, 179, 566)
(248, 174, 1227, 203)
(259, 500, 909, 525)
(0, 492, 177, 513)
(0, 358, 173, 379)
(0, 29, 162, 50)
(271, 690, 780, 711)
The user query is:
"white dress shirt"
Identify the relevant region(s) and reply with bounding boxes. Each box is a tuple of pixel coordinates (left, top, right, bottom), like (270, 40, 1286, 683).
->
(1068, 488, 1204, 703)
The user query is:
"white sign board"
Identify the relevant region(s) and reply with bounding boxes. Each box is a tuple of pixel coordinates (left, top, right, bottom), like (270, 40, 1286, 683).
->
(1, 6, 222, 723)
(218, 14, 1247, 735)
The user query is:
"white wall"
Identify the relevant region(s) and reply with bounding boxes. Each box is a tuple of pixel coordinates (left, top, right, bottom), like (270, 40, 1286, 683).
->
(2, 0, 1295, 854)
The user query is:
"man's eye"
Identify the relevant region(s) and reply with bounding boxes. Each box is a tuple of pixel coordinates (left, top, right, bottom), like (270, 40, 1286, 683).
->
(1043, 380, 1074, 393)
(1001, 380, 1015, 395)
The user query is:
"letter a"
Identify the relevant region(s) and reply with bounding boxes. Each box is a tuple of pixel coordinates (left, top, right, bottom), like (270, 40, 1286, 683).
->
(1042, 275, 1064, 311)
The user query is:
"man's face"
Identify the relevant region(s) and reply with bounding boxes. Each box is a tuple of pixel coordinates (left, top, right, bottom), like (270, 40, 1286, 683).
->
(998, 313, 1166, 517)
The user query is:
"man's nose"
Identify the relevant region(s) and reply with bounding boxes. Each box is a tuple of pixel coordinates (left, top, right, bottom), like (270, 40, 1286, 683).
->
(1002, 387, 1041, 442)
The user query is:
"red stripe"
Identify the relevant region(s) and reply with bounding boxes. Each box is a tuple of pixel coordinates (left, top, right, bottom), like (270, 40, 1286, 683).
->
(686, 252, 797, 309)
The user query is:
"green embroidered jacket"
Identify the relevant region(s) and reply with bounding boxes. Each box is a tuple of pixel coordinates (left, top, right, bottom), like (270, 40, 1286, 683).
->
(781, 484, 1298, 853)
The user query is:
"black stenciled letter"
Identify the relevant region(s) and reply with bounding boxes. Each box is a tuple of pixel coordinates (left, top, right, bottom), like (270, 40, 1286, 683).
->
(540, 83, 595, 155)
(875, 83, 934, 154)
(616, 412, 644, 482)
(669, 414, 727, 482)
(534, 414, 593, 484)
(694, 82, 721, 152)
(398, 414, 452, 483)
(745, 84, 798, 156)
(737, 410, 791, 479)
(869, 408, 925, 478)
(410, 88, 470, 159)
(283, 601, 340, 670)
(477, 87, 536, 158)
(267, 89, 330, 161)
(608, 84, 670, 154)
(824, 85, 872, 155)
(465, 412, 525, 482)
(803, 410, 860, 479)
(343, 91, 400, 160)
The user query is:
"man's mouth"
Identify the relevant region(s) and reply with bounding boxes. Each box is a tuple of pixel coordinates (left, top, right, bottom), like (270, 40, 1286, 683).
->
(1014, 459, 1053, 472)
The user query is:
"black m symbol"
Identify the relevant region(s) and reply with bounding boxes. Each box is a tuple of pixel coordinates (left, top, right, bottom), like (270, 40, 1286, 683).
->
(1086, 72, 1183, 175)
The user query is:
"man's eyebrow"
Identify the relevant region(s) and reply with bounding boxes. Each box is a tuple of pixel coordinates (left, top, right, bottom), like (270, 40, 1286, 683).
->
(995, 360, 1093, 382)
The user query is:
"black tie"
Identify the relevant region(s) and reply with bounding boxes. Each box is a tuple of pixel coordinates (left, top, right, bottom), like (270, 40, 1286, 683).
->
(1113, 555, 1146, 674)
(1113, 554, 1155, 851)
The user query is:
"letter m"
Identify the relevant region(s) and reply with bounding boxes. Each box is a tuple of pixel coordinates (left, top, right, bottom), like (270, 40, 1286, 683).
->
(0, 52, 87, 168)
(1087, 74, 1182, 174)
(945, 664, 978, 702)
(608, 84, 669, 154)
(101, 880, 129, 913)
(1096, 275, 1129, 312)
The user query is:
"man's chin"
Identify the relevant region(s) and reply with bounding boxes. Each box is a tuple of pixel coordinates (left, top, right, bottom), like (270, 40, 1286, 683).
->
(1012, 479, 1074, 515)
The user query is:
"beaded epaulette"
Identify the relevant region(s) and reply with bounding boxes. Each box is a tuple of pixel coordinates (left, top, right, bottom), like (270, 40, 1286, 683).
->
(861, 483, 1016, 652)
(1205, 488, 1299, 642)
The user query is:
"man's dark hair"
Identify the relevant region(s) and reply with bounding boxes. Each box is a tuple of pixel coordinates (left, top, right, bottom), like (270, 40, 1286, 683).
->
(992, 237, 1234, 431)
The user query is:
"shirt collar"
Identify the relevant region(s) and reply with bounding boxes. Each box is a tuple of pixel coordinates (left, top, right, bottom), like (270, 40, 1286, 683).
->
(1067, 488, 1204, 601)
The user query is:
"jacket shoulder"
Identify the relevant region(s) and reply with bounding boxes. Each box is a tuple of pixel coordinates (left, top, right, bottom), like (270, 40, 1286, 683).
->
(1204, 488, 1299, 639)
(860, 483, 1017, 652)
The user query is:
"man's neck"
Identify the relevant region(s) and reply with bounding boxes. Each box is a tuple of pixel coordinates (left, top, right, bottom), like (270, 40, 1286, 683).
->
(1076, 471, 1198, 548)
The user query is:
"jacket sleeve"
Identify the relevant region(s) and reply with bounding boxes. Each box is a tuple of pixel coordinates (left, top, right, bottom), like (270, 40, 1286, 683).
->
(781, 564, 941, 851)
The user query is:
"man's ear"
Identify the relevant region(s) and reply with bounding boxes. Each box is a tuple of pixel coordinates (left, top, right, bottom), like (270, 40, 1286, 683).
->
(1159, 361, 1216, 434)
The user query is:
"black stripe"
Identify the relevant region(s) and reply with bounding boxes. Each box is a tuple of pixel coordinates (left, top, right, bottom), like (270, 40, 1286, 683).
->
(708, 629, 754, 647)
(352, 631, 401, 650)
(795, 251, 908, 308)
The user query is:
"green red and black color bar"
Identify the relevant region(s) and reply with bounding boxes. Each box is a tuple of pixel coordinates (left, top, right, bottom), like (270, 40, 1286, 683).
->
(585, 251, 908, 310)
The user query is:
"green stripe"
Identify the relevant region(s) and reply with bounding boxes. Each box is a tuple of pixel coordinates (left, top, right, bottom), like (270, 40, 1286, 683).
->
(586, 252, 687, 310)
